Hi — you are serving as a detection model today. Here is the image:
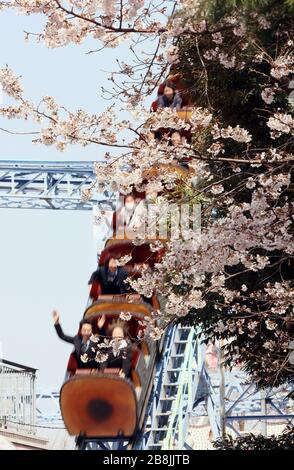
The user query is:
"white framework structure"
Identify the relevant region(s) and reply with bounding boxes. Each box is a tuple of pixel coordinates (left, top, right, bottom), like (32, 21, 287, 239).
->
(0, 359, 37, 433)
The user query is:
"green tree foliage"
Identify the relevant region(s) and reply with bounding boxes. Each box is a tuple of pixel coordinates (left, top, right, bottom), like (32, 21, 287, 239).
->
(198, 0, 294, 22)
(172, 0, 294, 388)
(213, 426, 294, 450)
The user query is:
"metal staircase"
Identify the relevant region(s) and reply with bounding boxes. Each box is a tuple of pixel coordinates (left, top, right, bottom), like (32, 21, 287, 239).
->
(142, 328, 294, 450)
(142, 326, 203, 450)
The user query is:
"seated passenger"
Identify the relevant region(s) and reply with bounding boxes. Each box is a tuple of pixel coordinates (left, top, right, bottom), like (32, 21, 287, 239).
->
(124, 187, 159, 240)
(88, 256, 129, 296)
(169, 130, 192, 169)
(52, 310, 97, 369)
(157, 82, 182, 110)
(113, 194, 138, 238)
(81, 314, 107, 366)
(170, 130, 183, 146)
(100, 321, 132, 378)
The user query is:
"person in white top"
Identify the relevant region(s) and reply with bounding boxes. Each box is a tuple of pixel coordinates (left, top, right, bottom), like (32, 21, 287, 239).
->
(115, 194, 138, 236)
(125, 188, 159, 240)
(113, 194, 141, 240)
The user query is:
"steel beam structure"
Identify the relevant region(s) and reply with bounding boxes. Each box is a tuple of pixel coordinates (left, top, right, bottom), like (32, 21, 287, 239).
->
(0, 359, 37, 432)
(0, 160, 116, 210)
(192, 366, 294, 441)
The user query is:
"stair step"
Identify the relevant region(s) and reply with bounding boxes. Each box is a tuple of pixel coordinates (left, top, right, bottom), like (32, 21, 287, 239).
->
(148, 428, 168, 432)
(144, 325, 199, 450)
(146, 443, 163, 447)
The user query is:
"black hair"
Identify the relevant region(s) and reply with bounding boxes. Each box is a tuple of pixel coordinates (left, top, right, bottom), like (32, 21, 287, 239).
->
(104, 255, 120, 270)
(170, 129, 182, 137)
(78, 319, 93, 335)
(164, 81, 177, 91)
(107, 319, 129, 337)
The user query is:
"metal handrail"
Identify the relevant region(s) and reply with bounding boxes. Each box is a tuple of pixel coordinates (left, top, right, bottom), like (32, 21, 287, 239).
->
(161, 328, 198, 449)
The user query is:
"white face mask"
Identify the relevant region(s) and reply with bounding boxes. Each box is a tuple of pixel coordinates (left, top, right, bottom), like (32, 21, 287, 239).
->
(125, 202, 135, 211)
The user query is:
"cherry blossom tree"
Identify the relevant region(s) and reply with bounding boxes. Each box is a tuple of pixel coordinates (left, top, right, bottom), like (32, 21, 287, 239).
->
(0, 0, 293, 390)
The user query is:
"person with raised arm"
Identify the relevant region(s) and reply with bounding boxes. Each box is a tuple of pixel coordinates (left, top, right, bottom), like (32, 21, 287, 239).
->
(52, 310, 106, 369)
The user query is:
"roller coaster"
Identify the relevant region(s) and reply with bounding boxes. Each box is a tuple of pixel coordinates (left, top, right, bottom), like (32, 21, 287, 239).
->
(1, 76, 293, 450)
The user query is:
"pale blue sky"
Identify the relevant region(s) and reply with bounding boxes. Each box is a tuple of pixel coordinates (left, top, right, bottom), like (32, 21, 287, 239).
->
(0, 10, 154, 390)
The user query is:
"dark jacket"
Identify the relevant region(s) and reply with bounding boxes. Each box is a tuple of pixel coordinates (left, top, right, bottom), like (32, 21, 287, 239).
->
(157, 91, 182, 110)
(88, 266, 129, 295)
(101, 341, 133, 377)
(54, 323, 97, 369)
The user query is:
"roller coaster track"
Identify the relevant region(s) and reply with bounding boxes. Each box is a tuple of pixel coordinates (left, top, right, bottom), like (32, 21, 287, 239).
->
(140, 326, 203, 450)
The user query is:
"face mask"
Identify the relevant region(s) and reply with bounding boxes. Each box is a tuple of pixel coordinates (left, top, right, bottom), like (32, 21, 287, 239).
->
(125, 202, 135, 211)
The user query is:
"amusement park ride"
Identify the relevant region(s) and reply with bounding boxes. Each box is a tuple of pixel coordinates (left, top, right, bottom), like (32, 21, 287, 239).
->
(0, 77, 293, 450)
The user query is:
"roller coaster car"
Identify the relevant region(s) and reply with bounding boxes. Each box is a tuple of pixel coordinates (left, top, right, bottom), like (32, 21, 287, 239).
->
(59, 75, 194, 444)
(151, 101, 193, 121)
(101, 238, 164, 264)
(87, 238, 164, 307)
(60, 303, 159, 440)
(88, 238, 162, 324)
(148, 106, 193, 144)
(142, 163, 188, 182)
(60, 233, 164, 441)
(152, 72, 194, 112)
(149, 77, 194, 143)
(60, 374, 138, 438)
